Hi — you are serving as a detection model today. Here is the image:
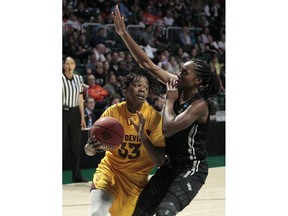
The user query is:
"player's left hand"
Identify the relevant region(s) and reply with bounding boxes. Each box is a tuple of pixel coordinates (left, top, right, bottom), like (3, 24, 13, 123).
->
(129, 111, 146, 140)
(112, 4, 126, 36)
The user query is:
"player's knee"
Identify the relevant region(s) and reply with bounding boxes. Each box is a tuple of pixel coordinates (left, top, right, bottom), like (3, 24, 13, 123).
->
(155, 202, 177, 216)
(132, 207, 151, 216)
(90, 208, 100, 216)
(90, 206, 105, 216)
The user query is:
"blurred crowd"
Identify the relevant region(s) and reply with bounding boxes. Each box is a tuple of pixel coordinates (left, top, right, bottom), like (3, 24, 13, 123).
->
(62, 0, 225, 123)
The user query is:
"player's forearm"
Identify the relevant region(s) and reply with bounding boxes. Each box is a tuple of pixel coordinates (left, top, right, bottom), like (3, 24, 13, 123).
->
(163, 100, 176, 137)
(141, 136, 165, 167)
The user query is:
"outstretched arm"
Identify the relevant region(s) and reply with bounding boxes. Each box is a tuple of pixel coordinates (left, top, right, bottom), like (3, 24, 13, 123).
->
(112, 4, 177, 84)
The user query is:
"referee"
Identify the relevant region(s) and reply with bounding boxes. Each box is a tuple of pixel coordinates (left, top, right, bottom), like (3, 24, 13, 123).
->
(62, 56, 87, 183)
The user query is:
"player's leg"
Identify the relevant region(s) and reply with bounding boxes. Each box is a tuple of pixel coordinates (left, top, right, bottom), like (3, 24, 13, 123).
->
(90, 166, 118, 216)
(132, 164, 173, 216)
(155, 161, 208, 216)
(90, 189, 114, 216)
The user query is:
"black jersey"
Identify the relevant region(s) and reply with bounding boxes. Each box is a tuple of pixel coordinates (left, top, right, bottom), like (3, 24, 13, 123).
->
(165, 93, 209, 166)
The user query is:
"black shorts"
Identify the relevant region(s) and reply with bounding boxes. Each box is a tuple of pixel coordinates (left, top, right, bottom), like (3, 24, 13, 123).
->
(133, 159, 208, 215)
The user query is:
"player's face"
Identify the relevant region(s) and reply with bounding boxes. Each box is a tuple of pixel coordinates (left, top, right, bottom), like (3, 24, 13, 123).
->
(177, 61, 200, 90)
(126, 76, 149, 105)
(64, 57, 76, 72)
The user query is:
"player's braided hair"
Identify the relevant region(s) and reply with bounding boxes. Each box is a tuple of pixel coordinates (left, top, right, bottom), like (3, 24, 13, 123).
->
(121, 67, 162, 96)
(189, 58, 220, 99)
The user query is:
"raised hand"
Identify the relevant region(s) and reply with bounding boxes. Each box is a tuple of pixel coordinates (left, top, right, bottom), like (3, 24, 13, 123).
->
(166, 79, 179, 102)
(112, 4, 126, 36)
(129, 111, 146, 141)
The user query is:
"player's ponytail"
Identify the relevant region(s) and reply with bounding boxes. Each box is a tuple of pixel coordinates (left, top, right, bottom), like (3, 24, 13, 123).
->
(190, 59, 221, 113)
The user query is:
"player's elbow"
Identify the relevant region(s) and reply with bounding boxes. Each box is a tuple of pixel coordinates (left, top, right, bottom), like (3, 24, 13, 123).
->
(154, 155, 165, 167)
(158, 159, 165, 167)
(162, 127, 174, 138)
(140, 60, 154, 70)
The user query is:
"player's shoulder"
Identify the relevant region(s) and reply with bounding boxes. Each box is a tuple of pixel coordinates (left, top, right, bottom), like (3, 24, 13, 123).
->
(143, 102, 161, 118)
(190, 98, 208, 113)
(104, 101, 126, 113)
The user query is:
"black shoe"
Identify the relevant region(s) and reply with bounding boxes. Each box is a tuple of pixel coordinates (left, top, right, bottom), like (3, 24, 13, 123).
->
(72, 177, 88, 183)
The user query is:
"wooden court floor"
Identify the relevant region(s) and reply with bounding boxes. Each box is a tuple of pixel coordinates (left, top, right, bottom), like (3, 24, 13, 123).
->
(62, 166, 225, 216)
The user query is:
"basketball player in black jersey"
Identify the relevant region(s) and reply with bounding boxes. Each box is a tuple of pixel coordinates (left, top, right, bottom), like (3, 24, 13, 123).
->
(113, 4, 220, 215)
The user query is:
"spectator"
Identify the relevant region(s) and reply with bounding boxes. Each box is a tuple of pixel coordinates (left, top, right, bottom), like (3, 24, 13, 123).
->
(143, 5, 159, 25)
(104, 52, 112, 63)
(169, 56, 180, 75)
(103, 93, 122, 110)
(103, 73, 121, 97)
(190, 47, 199, 59)
(207, 34, 222, 54)
(83, 66, 93, 84)
(118, 51, 126, 61)
(65, 13, 81, 31)
(140, 38, 157, 60)
(63, 3, 74, 22)
(179, 26, 196, 47)
(194, 34, 206, 54)
(110, 51, 120, 72)
(163, 10, 174, 26)
(84, 96, 97, 128)
(124, 53, 137, 71)
(92, 27, 116, 49)
(210, 55, 225, 92)
(174, 47, 188, 64)
(153, 26, 170, 52)
(139, 24, 155, 47)
(63, 34, 79, 58)
(114, 60, 130, 80)
(84, 74, 109, 105)
(199, 43, 217, 63)
(74, 1, 89, 23)
(178, 27, 196, 51)
(201, 27, 211, 44)
(94, 61, 107, 86)
(157, 53, 173, 73)
(76, 33, 92, 62)
(91, 43, 107, 62)
(109, 93, 121, 105)
(217, 33, 225, 53)
(102, 61, 111, 75)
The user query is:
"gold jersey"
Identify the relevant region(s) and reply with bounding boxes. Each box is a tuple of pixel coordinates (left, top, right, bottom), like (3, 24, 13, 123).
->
(92, 101, 165, 215)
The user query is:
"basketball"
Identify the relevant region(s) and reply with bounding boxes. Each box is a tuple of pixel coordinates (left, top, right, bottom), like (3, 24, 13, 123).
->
(90, 117, 124, 150)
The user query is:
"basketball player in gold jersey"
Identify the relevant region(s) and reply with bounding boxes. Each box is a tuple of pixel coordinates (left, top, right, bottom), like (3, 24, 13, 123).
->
(84, 68, 166, 216)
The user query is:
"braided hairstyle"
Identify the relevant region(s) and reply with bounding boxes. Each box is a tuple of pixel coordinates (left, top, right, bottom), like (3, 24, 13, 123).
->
(189, 58, 220, 99)
(121, 67, 163, 97)
(187, 58, 221, 114)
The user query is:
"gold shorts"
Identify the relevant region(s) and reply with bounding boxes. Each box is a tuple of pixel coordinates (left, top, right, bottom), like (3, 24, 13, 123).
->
(91, 164, 147, 216)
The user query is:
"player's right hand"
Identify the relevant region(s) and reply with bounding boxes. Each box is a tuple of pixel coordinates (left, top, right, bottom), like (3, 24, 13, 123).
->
(84, 135, 106, 156)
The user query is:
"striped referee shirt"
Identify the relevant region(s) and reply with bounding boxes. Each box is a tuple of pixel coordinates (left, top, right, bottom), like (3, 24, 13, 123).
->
(62, 74, 84, 108)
